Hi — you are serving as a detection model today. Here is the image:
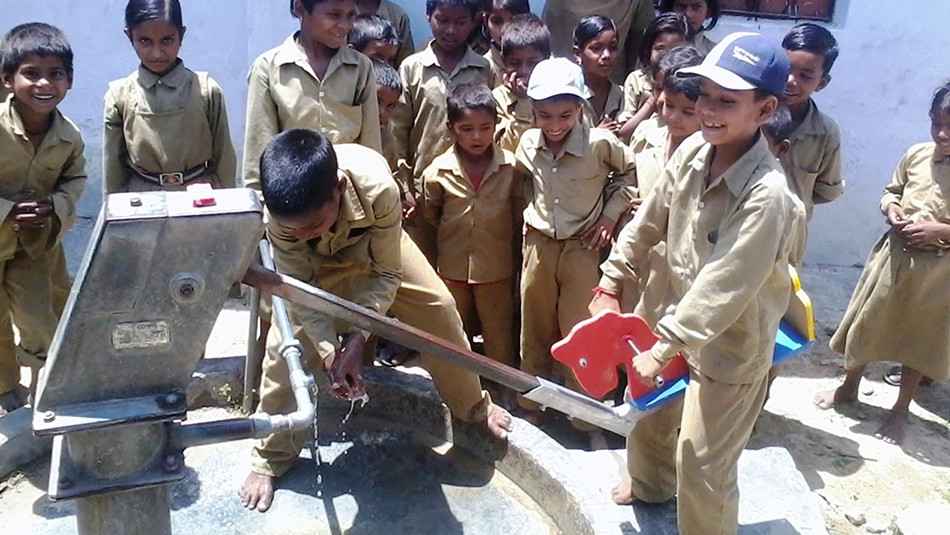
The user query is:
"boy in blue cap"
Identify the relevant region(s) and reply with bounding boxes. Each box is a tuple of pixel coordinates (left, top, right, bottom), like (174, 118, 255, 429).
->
(589, 33, 806, 534)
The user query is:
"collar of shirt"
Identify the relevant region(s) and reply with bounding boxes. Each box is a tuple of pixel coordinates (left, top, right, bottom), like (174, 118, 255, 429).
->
(274, 32, 360, 81)
(929, 142, 950, 164)
(525, 121, 589, 159)
(790, 98, 825, 140)
(1, 99, 73, 149)
(419, 41, 484, 78)
(643, 121, 668, 151)
(336, 171, 369, 227)
(435, 144, 508, 186)
(137, 59, 188, 90)
(605, 82, 624, 117)
(689, 132, 773, 197)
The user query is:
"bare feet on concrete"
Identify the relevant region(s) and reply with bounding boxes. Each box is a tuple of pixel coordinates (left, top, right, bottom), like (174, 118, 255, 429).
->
(875, 406, 909, 445)
(239, 472, 275, 512)
(486, 403, 513, 441)
(611, 480, 640, 505)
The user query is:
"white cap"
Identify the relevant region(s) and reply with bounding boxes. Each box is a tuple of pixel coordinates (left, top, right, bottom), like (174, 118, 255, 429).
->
(526, 58, 587, 101)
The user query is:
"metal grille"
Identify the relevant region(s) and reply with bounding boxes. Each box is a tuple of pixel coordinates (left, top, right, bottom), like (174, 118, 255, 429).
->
(719, 0, 836, 22)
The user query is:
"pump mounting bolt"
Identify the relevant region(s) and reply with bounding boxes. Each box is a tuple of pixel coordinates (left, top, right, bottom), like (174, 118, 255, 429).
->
(163, 454, 180, 473)
(42, 411, 55, 422)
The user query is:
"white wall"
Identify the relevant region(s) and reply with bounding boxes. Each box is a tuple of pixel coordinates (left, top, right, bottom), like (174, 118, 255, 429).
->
(1, 0, 947, 269)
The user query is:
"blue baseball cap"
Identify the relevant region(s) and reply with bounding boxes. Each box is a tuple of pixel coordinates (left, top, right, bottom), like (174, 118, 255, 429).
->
(678, 32, 790, 97)
(526, 58, 588, 101)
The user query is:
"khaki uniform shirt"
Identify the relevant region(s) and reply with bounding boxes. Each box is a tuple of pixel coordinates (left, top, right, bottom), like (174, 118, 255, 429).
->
(381, 125, 398, 171)
(621, 68, 653, 120)
(422, 144, 519, 283)
(780, 99, 845, 219)
(515, 122, 636, 239)
(583, 82, 625, 126)
(243, 35, 381, 191)
(0, 98, 86, 260)
(600, 133, 806, 383)
(882, 142, 950, 243)
(483, 45, 504, 89)
(630, 120, 668, 197)
(266, 144, 401, 359)
(691, 30, 717, 55)
(542, 0, 655, 82)
(390, 43, 495, 195)
(376, 0, 415, 66)
(493, 84, 533, 154)
(103, 62, 236, 194)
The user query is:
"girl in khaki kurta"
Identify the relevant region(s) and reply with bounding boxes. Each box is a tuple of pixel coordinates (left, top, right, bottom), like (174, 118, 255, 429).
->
(104, 0, 235, 195)
(818, 85, 950, 445)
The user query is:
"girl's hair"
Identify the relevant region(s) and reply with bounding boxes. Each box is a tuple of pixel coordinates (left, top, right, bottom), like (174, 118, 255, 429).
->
(484, 0, 530, 16)
(931, 81, 950, 119)
(572, 15, 616, 49)
(659, 0, 720, 32)
(637, 13, 689, 69)
(125, 0, 184, 33)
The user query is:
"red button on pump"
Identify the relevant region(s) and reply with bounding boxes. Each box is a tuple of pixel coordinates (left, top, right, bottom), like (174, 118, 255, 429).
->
(188, 183, 216, 207)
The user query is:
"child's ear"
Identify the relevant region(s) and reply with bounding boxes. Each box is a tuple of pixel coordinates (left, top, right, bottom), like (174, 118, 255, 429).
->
(347, 43, 356, 50)
(816, 73, 831, 92)
(1, 74, 12, 90)
(757, 95, 778, 125)
(572, 45, 581, 64)
(180, 26, 187, 41)
(123, 27, 133, 43)
(776, 139, 791, 159)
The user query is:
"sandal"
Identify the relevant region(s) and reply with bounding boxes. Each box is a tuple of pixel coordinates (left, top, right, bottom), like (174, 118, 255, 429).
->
(882, 365, 934, 387)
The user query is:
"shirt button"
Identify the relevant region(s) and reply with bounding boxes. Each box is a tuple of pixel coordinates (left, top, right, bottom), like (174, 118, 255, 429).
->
(552, 167, 558, 173)
(554, 198, 560, 205)
(319, 91, 325, 97)
(698, 201, 705, 208)
(321, 127, 327, 133)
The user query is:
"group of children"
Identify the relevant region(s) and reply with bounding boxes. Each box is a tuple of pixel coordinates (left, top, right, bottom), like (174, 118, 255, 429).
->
(0, 0, 948, 534)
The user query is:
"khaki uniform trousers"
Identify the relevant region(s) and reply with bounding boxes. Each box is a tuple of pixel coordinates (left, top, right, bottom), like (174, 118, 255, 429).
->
(250, 232, 490, 477)
(0, 245, 64, 394)
(444, 278, 516, 368)
(404, 217, 438, 267)
(519, 229, 600, 412)
(625, 396, 683, 503)
(676, 369, 768, 535)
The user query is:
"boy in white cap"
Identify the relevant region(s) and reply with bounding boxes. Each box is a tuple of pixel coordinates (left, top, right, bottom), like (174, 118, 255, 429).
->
(588, 33, 806, 534)
(514, 57, 635, 443)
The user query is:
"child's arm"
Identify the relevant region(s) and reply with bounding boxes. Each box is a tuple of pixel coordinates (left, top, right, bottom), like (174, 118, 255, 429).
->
(582, 134, 637, 248)
(421, 168, 444, 227)
(50, 136, 88, 244)
(102, 84, 129, 195)
(242, 57, 280, 193)
(617, 96, 655, 143)
(389, 62, 415, 199)
(204, 75, 237, 189)
(648, 183, 803, 369)
(355, 66, 383, 153)
(812, 124, 845, 205)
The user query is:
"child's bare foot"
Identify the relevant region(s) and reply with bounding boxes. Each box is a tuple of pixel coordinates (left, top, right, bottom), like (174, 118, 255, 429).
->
(814, 382, 859, 410)
(239, 472, 275, 512)
(611, 480, 640, 505)
(875, 406, 909, 445)
(486, 403, 512, 440)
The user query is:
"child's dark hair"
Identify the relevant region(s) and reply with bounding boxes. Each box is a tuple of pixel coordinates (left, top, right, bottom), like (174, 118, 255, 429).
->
(291, 0, 343, 17)
(371, 58, 402, 92)
(659, 0, 720, 31)
(660, 46, 703, 100)
(655, 45, 703, 81)
(125, 0, 184, 34)
(782, 23, 839, 76)
(349, 14, 400, 52)
(1, 23, 73, 78)
(485, 0, 530, 17)
(426, 0, 483, 17)
(763, 103, 794, 141)
(260, 129, 340, 216)
(501, 14, 550, 58)
(447, 83, 497, 124)
(930, 81, 950, 119)
(637, 13, 689, 69)
(572, 15, 616, 49)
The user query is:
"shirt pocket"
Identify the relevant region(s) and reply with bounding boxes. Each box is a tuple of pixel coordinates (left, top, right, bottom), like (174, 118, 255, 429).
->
(326, 102, 363, 144)
(563, 171, 605, 211)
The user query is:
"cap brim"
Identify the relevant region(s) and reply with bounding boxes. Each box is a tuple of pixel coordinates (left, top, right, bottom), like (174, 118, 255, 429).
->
(678, 64, 756, 91)
(526, 86, 587, 101)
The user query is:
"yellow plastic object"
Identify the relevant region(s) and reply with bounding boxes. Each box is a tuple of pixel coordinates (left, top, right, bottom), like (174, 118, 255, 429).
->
(784, 265, 816, 341)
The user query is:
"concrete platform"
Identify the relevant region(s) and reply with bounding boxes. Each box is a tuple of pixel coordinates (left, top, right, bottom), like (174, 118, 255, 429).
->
(0, 367, 827, 535)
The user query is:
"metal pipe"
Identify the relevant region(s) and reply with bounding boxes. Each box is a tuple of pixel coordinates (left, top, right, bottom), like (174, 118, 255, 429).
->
(243, 284, 263, 413)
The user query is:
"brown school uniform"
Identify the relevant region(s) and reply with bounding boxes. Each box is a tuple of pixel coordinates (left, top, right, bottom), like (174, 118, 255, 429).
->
(620, 67, 653, 120)
(390, 42, 495, 260)
(582, 81, 625, 126)
(830, 142, 950, 381)
(422, 145, 520, 367)
(251, 144, 489, 477)
(691, 30, 717, 55)
(599, 132, 805, 535)
(483, 45, 504, 89)
(516, 121, 635, 405)
(542, 0, 655, 82)
(780, 99, 845, 219)
(0, 99, 86, 394)
(493, 84, 533, 154)
(380, 124, 398, 171)
(103, 61, 236, 194)
(375, 0, 415, 66)
(242, 34, 381, 192)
